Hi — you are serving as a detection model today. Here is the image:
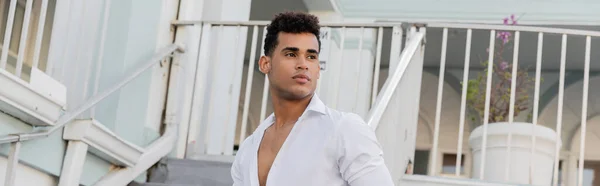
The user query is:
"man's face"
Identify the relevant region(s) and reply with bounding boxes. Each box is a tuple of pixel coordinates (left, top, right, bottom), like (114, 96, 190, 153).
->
(259, 32, 320, 100)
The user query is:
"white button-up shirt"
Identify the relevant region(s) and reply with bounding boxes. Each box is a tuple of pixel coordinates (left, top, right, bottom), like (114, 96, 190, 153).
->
(231, 95, 394, 186)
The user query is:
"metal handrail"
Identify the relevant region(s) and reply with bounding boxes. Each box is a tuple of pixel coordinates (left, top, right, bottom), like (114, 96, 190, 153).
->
(0, 44, 184, 144)
(366, 32, 424, 130)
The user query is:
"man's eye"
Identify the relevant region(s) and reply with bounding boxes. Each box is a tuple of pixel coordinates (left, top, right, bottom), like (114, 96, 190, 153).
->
(308, 55, 317, 60)
(285, 53, 296, 57)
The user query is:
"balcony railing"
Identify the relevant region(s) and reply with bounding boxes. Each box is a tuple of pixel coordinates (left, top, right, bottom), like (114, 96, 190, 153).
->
(0, 0, 53, 81)
(421, 22, 600, 185)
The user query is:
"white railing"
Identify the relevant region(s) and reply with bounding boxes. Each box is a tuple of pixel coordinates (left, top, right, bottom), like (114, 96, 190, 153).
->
(0, 0, 52, 80)
(423, 22, 599, 186)
(171, 20, 408, 157)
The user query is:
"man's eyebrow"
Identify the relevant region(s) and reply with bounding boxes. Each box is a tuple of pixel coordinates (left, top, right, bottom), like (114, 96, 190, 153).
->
(307, 49, 319, 54)
(281, 47, 299, 52)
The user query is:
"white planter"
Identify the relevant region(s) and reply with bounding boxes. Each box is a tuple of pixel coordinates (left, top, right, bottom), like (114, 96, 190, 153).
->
(469, 122, 560, 185)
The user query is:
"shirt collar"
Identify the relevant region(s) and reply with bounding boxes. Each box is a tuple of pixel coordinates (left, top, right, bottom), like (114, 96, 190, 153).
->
(258, 94, 327, 131)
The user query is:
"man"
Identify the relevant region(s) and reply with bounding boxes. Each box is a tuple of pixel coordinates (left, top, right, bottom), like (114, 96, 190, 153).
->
(231, 12, 394, 186)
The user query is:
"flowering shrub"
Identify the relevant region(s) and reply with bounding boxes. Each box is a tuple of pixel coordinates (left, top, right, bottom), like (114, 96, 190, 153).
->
(465, 15, 538, 123)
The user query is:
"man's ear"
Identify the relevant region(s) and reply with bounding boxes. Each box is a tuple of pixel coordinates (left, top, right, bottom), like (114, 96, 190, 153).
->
(258, 56, 271, 74)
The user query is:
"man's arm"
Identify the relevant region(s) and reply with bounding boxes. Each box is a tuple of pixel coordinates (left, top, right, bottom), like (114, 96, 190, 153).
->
(231, 154, 243, 186)
(231, 136, 252, 186)
(336, 113, 394, 186)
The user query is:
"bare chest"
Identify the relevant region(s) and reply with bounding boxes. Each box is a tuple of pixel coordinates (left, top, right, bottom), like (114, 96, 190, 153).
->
(257, 126, 293, 186)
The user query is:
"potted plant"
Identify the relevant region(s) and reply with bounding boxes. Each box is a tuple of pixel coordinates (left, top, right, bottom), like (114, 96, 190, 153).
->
(465, 15, 561, 185)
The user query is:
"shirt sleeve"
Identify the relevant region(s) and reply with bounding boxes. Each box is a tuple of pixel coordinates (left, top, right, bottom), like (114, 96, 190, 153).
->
(336, 113, 395, 186)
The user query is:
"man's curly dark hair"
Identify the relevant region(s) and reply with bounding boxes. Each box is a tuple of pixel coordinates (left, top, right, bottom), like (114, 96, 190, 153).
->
(264, 12, 321, 56)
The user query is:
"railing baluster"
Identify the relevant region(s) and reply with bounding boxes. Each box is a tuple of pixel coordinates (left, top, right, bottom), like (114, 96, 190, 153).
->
(205, 25, 224, 154)
(456, 28, 472, 177)
(5, 141, 21, 186)
(577, 36, 591, 186)
(32, 0, 49, 69)
(0, 0, 18, 69)
(553, 34, 567, 186)
(239, 25, 259, 145)
(387, 26, 403, 80)
(530, 32, 543, 183)
(331, 27, 346, 109)
(222, 25, 243, 155)
(259, 27, 269, 122)
(479, 30, 496, 180)
(505, 31, 520, 181)
(15, 0, 34, 78)
(371, 27, 384, 106)
(431, 27, 448, 176)
(91, 0, 112, 117)
(352, 27, 365, 110)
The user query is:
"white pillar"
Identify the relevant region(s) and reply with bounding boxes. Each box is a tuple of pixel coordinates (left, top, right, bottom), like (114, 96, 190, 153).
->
(58, 141, 88, 186)
(566, 154, 577, 186)
(173, 0, 206, 159)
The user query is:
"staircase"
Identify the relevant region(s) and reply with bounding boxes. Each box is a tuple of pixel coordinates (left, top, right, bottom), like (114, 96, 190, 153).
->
(130, 158, 234, 186)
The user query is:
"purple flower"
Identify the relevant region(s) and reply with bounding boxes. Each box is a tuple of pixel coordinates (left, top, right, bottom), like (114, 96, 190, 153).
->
(497, 31, 511, 44)
(503, 14, 518, 25)
(500, 61, 509, 70)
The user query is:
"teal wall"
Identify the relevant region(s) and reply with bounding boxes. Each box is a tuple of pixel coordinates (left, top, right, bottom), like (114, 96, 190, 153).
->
(95, 0, 163, 147)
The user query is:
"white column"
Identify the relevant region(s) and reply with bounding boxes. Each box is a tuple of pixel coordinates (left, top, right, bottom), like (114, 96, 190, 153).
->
(58, 141, 88, 186)
(173, 0, 205, 158)
(566, 154, 577, 186)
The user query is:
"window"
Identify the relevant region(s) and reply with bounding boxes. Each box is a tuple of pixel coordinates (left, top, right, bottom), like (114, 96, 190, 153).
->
(441, 153, 466, 175)
(414, 150, 430, 175)
(577, 160, 600, 186)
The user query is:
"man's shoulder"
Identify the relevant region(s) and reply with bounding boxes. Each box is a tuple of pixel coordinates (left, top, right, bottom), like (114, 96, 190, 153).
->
(318, 108, 372, 139)
(325, 108, 368, 128)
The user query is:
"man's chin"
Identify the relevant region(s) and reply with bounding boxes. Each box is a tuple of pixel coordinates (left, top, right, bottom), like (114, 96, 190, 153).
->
(280, 90, 314, 101)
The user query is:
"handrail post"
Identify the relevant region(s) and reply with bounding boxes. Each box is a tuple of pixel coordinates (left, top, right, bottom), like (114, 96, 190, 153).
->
(5, 141, 21, 186)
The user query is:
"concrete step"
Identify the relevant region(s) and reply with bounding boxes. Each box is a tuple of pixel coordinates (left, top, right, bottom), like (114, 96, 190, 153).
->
(138, 158, 234, 186)
(130, 182, 198, 186)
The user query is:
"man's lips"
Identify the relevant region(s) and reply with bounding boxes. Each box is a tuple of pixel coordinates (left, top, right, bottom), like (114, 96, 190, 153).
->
(293, 74, 311, 84)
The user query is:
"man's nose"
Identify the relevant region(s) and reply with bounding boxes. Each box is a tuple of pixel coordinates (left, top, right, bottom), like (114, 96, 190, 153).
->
(296, 58, 308, 70)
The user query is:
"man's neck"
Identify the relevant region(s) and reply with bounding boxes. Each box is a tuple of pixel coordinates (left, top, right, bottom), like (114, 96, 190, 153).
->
(271, 93, 313, 129)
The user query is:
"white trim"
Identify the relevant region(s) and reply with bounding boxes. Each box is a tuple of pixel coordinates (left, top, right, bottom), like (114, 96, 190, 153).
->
(0, 68, 65, 126)
(63, 119, 145, 167)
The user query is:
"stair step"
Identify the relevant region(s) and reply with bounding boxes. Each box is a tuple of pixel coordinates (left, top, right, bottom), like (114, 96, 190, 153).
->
(145, 158, 234, 186)
(131, 183, 198, 186)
